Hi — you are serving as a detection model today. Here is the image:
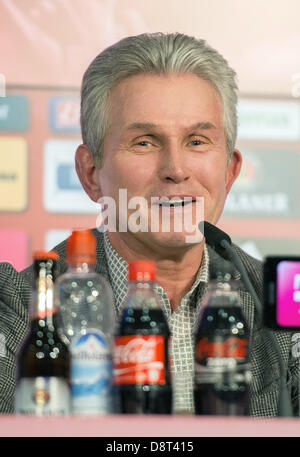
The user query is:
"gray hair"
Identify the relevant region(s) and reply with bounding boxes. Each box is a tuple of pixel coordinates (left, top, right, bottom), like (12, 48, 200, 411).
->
(81, 32, 238, 168)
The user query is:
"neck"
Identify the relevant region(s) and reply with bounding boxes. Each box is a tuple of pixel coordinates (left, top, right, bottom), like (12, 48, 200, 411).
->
(107, 231, 205, 311)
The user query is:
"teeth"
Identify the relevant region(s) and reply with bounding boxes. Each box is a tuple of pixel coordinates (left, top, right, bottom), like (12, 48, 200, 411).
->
(160, 202, 183, 206)
(158, 199, 192, 207)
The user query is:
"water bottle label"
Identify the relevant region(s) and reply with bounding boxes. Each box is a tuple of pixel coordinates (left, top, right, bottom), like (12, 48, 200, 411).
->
(15, 376, 70, 415)
(70, 329, 113, 414)
(114, 335, 165, 385)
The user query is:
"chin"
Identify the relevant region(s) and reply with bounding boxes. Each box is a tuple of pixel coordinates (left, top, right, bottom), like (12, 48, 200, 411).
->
(150, 231, 202, 248)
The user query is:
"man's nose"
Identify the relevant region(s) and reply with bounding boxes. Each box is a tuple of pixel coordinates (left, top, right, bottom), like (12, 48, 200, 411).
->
(158, 144, 191, 184)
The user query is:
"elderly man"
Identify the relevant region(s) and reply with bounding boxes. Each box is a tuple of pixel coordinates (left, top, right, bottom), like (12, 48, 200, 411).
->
(0, 32, 298, 416)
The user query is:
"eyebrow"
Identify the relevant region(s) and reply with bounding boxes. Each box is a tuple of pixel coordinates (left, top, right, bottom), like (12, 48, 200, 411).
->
(126, 121, 217, 131)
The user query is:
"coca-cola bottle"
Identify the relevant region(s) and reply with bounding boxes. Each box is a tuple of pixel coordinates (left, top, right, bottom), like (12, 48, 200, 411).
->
(113, 260, 172, 414)
(194, 265, 252, 416)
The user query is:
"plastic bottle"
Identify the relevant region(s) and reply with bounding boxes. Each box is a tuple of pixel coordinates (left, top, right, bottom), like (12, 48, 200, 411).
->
(114, 260, 172, 414)
(194, 265, 252, 415)
(55, 229, 115, 415)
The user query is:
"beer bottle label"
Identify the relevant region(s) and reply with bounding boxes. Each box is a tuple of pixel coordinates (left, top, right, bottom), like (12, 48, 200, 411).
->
(70, 329, 113, 414)
(15, 377, 70, 415)
(194, 336, 252, 385)
(114, 335, 166, 385)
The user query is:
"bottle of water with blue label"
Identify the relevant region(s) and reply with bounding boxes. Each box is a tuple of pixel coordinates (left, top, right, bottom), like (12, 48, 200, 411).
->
(54, 229, 115, 415)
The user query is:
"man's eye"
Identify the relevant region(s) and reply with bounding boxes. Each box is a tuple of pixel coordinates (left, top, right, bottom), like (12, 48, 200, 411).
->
(137, 141, 150, 146)
(189, 140, 205, 146)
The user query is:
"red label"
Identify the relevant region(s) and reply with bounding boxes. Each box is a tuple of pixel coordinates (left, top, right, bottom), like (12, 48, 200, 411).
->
(196, 337, 247, 360)
(113, 335, 165, 385)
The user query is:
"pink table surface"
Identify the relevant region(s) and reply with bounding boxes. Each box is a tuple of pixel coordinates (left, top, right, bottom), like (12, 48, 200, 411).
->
(0, 414, 300, 437)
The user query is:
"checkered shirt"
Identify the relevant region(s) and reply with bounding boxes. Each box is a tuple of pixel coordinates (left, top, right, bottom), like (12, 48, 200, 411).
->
(103, 232, 209, 413)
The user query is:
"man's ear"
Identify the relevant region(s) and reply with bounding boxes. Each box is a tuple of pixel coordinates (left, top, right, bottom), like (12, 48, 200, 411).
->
(225, 148, 242, 194)
(75, 144, 102, 202)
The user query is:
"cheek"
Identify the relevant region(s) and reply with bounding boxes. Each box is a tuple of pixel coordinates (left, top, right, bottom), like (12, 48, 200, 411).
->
(195, 160, 224, 186)
(101, 158, 155, 197)
(195, 162, 228, 203)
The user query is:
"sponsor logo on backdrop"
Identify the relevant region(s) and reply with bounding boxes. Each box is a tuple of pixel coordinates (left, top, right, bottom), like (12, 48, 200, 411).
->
(0, 137, 28, 211)
(0, 95, 29, 131)
(49, 96, 80, 133)
(43, 139, 99, 213)
(237, 99, 300, 141)
(57, 164, 82, 190)
(224, 149, 300, 218)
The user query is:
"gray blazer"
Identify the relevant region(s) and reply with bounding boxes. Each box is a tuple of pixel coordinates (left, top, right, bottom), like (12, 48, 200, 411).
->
(0, 230, 298, 416)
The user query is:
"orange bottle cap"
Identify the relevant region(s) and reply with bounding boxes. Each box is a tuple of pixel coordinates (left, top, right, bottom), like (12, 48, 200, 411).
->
(33, 251, 59, 261)
(129, 260, 156, 281)
(66, 229, 96, 263)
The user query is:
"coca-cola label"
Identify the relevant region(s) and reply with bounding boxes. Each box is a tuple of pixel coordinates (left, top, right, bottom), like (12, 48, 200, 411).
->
(194, 336, 251, 385)
(114, 335, 165, 385)
(195, 336, 247, 361)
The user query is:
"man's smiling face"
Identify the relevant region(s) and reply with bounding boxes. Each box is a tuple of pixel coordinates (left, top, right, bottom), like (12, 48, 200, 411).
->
(95, 72, 241, 251)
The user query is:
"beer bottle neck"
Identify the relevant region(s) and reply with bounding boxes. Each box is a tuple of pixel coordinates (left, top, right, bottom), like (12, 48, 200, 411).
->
(30, 263, 56, 324)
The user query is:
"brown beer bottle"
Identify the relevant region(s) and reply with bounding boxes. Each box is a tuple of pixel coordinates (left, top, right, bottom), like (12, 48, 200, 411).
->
(15, 251, 70, 415)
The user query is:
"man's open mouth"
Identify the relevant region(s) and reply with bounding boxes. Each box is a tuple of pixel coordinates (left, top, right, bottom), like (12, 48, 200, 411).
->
(158, 199, 194, 207)
(154, 196, 196, 207)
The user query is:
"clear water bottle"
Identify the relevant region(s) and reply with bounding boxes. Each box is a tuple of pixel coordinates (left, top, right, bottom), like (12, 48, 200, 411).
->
(54, 229, 115, 415)
(194, 264, 252, 416)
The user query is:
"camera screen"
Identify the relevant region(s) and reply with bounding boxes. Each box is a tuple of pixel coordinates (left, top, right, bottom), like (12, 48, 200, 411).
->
(277, 261, 300, 327)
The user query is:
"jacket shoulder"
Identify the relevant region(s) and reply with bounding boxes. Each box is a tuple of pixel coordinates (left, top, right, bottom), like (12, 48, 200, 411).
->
(232, 243, 263, 297)
(232, 242, 263, 269)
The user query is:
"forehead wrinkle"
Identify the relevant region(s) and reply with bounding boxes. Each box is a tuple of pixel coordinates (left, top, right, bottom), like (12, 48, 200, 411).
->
(126, 122, 157, 131)
(189, 122, 217, 130)
(126, 121, 217, 132)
